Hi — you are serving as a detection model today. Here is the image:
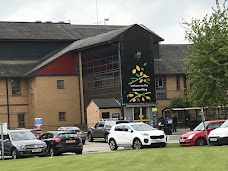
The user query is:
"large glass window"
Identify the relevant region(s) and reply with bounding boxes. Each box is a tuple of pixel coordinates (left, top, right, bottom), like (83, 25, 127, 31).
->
(12, 79, 21, 96)
(82, 45, 121, 106)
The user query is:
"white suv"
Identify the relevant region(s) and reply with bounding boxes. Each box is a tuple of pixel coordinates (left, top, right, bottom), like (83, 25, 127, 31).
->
(208, 119, 228, 145)
(108, 122, 167, 150)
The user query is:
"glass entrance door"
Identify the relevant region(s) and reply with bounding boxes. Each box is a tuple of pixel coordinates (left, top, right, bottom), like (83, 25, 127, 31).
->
(133, 107, 149, 123)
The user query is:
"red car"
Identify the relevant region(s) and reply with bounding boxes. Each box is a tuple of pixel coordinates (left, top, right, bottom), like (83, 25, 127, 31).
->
(179, 120, 225, 146)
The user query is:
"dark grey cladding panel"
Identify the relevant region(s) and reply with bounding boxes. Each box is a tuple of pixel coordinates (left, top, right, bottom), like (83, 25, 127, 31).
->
(0, 41, 72, 60)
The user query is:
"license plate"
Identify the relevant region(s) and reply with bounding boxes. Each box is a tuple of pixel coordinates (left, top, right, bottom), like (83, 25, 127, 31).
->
(179, 139, 185, 142)
(32, 149, 42, 152)
(66, 140, 75, 143)
(156, 139, 162, 142)
(209, 138, 217, 142)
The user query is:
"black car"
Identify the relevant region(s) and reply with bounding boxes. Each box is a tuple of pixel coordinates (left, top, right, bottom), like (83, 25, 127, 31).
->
(57, 126, 86, 145)
(39, 131, 83, 155)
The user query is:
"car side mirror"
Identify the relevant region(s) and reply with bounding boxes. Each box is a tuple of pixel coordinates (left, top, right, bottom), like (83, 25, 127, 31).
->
(128, 129, 133, 133)
(4, 139, 10, 142)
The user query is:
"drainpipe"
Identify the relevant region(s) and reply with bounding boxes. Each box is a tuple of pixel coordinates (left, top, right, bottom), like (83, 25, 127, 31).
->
(6, 78, 10, 129)
(78, 51, 84, 124)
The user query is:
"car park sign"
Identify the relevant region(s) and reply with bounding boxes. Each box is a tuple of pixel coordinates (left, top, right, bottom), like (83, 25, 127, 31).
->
(34, 118, 42, 126)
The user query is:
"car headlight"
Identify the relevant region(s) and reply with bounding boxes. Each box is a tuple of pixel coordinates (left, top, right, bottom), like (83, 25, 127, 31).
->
(141, 133, 149, 136)
(187, 134, 195, 140)
(17, 144, 26, 149)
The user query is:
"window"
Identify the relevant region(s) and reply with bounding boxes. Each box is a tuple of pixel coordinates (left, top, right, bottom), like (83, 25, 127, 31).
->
(114, 125, 124, 131)
(102, 112, 110, 119)
(59, 112, 66, 121)
(57, 80, 64, 89)
(155, 76, 164, 88)
(12, 79, 21, 96)
(18, 113, 25, 127)
(176, 75, 180, 90)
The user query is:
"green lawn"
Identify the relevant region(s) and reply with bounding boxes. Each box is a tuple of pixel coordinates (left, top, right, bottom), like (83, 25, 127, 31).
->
(1, 144, 228, 171)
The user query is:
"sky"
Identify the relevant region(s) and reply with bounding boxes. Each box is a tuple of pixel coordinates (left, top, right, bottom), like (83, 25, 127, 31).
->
(0, 0, 225, 44)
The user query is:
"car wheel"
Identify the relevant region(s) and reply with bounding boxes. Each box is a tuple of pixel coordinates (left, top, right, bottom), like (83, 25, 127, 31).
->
(132, 138, 142, 149)
(161, 143, 167, 147)
(196, 138, 206, 146)
(11, 148, 20, 159)
(88, 132, 94, 142)
(104, 133, 109, 143)
(82, 139, 86, 145)
(109, 138, 118, 150)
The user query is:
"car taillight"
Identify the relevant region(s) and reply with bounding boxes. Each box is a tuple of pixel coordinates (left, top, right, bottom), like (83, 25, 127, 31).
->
(53, 138, 61, 142)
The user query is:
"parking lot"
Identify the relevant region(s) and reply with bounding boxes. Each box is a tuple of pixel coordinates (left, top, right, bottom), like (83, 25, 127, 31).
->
(82, 131, 185, 154)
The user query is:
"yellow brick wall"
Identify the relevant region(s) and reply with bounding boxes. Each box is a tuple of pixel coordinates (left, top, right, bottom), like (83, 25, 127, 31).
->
(157, 75, 189, 118)
(32, 76, 81, 132)
(0, 78, 29, 129)
(87, 101, 100, 128)
(99, 108, 121, 120)
(87, 101, 121, 128)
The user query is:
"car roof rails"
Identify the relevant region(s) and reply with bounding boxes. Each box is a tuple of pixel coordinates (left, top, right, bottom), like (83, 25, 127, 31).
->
(100, 118, 120, 121)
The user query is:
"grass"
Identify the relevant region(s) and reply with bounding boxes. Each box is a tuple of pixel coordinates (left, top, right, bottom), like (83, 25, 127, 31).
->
(1, 143, 228, 171)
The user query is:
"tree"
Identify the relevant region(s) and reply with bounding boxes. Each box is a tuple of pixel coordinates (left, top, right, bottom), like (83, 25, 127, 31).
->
(170, 96, 192, 108)
(183, 0, 228, 109)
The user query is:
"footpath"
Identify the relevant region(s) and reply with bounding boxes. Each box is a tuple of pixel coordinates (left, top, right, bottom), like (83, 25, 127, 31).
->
(166, 128, 190, 143)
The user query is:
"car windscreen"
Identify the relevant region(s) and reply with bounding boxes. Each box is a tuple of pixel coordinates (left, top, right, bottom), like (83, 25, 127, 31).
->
(57, 133, 78, 140)
(220, 120, 228, 128)
(10, 131, 37, 141)
(131, 124, 156, 131)
(193, 122, 209, 131)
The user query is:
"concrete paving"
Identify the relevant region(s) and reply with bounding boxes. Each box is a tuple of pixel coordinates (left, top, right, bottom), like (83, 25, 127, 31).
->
(82, 128, 191, 154)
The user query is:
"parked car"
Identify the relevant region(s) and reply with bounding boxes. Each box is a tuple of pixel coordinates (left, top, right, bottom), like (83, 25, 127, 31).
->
(208, 119, 228, 146)
(0, 129, 47, 159)
(28, 129, 43, 138)
(57, 126, 86, 145)
(108, 122, 167, 150)
(39, 131, 83, 155)
(87, 119, 130, 142)
(179, 120, 225, 146)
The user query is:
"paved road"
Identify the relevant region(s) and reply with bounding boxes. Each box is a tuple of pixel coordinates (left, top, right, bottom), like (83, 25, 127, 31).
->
(82, 130, 188, 154)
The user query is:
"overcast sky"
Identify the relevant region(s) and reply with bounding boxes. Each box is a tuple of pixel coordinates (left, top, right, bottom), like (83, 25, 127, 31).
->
(0, 0, 224, 44)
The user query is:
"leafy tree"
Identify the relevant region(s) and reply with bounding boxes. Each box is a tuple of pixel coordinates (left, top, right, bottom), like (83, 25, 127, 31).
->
(183, 0, 228, 109)
(170, 96, 192, 108)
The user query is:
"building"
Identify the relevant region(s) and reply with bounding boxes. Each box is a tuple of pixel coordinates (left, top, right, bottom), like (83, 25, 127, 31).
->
(0, 21, 188, 131)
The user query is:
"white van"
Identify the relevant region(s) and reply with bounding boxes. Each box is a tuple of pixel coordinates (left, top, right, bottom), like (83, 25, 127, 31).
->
(208, 119, 228, 145)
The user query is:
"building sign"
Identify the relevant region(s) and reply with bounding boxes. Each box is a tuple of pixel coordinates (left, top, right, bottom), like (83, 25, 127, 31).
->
(34, 118, 42, 126)
(120, 25, 156, 104)
(127, 63, 151, 102)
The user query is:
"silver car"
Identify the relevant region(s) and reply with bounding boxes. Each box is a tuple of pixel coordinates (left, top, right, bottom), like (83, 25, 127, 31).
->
(0, 129, 47, 159)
